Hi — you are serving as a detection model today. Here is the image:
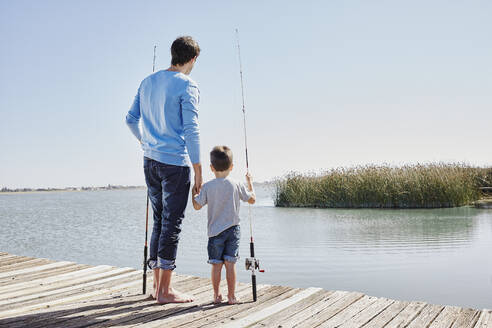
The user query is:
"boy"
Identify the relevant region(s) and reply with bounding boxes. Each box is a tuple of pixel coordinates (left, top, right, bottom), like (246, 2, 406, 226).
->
(192, 146, 256, 304)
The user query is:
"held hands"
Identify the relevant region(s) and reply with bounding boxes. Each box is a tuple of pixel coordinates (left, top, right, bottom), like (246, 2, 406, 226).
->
(193, 172, 203, 195)
(192, 163, 203, 195)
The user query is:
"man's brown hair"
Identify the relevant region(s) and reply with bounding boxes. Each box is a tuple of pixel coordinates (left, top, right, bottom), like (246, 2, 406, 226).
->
(210, 146, 233, 172)
(171, 36, 200, 66)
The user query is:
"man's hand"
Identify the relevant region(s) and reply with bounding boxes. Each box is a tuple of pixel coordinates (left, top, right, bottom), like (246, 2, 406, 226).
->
(192, 163, 202, 195)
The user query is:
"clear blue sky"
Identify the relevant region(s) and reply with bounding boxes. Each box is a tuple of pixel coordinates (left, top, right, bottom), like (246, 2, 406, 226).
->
(1, 0, 491, 188)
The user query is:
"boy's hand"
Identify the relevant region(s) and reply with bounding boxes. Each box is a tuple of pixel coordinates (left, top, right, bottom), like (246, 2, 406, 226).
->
(245, 172, 256, 204)
(245, 172, 254, 193)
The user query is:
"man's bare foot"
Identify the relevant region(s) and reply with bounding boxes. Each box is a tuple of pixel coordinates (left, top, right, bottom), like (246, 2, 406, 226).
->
(213, 294, 223, 304)
(228, 295, 238, 305)
(156, 288, 193, 304)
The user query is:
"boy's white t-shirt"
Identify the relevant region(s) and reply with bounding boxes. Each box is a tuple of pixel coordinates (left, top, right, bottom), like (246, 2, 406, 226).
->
(194, 177, 253, 237)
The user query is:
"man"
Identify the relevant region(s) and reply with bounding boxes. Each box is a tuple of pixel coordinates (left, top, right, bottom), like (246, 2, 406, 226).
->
(126, 36, 202, 304)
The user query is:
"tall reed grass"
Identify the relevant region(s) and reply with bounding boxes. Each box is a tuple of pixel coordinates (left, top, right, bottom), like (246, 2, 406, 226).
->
(274, 164, 492, 208)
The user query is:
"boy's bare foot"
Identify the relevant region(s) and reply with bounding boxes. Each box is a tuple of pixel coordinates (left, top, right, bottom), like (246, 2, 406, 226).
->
(156, 288, 193, 304)
(227, 295, 238, 305)
(213, 294, 223, 304)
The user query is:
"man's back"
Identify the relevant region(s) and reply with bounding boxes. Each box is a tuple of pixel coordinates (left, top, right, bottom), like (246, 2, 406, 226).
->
(126, 70, 200, 167)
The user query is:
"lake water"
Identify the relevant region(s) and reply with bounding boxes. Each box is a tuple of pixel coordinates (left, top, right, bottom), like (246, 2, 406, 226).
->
(0, 187, 491, 309)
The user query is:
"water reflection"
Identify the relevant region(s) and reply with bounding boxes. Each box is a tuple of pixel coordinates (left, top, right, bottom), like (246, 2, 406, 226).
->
(0, 187, 491, 309)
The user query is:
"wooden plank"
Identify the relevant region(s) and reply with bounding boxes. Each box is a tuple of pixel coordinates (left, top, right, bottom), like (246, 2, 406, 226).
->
(188, 287, 301, 328)
(27, 276, 210, 328)
(0, 264, 90, 286)
(361, 300, 410, 328)
(8, 275, 195, 327)
(429, 306, 462, 328)
(0, 259, 52, 272)
(0, 265, 113, 294)
(0, 274, 142, 318)
(271, 291, 349, 328)
(0, 268, 138, 306)
(407, 304, 445, 328)
(0, 255, 33, 265)
(474, 310, 492, 328)
(250, 290, 333, 328)
(384, 301, 427, 328)
(0, 256, 30, 265)
(220, 287, 323, 328)
(3, 275, 197, 328)
(132, 285, 284, 328)
(337, 297, 394, 328)
(0, 271, 143, 316)
(0, 261, 74, 280)
(122, 282, 260, 328)
(0, 254, 21, 261)
(0, 266, 131, 300)
(294, 291, 365, 328)
(317, 295, 378, 328)
(451, 308, 480, 328)
(123, 282, 272, 328)
(80, 277, 221, 328)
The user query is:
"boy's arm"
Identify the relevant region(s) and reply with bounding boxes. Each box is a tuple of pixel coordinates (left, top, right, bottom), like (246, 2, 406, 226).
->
(245, 173, 256, 205)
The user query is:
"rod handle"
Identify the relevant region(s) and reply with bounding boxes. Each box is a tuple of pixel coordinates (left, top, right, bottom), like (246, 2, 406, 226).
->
(252, 274, 257, 302)
(143, 245, 148, 295)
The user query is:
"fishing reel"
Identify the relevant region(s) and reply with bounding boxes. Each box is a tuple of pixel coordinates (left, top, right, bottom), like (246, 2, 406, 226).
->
(245, 257, 264, 273)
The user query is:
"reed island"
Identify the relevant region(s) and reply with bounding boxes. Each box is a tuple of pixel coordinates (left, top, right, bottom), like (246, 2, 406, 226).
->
(275, 163, 492, 209)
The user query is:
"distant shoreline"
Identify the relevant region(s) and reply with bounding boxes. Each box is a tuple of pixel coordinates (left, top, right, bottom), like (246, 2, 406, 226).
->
(0, 185, 145, 194)
(0, 182, 272, 195)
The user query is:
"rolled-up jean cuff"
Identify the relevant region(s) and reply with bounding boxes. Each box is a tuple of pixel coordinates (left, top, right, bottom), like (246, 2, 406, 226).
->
(157, 257, 176, 270)
(147, 259, 157, 270)
(224, 255, 239, 263)
(207, 259, 224, 264)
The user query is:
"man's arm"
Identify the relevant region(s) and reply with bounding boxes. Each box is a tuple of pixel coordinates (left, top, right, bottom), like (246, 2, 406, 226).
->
(126, 87, 142, 142)
(182, 81, 202, 192)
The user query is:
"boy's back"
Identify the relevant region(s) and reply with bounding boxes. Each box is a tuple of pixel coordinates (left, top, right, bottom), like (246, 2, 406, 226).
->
(195, 177, 252, 237)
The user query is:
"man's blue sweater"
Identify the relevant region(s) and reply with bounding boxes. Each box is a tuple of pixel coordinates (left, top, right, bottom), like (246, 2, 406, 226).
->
(126, 70, 201, 166)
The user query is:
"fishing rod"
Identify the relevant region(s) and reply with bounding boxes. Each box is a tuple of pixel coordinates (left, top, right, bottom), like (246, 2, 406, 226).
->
(143, 44, 157, 295)
(235, 29, 264, 302)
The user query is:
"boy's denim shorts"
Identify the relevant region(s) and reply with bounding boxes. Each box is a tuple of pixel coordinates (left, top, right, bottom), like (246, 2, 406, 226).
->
(207, 225, 240, 264)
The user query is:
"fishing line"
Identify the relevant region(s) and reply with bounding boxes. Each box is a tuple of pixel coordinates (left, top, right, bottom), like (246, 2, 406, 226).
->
(143, 44, 157, 295)
(235, 29, 263, 302)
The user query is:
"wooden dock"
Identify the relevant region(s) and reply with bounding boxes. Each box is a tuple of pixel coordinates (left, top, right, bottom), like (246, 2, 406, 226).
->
(0, 252, 490, 327)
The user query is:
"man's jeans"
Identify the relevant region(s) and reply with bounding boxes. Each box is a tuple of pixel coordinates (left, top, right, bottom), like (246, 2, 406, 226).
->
(144, 157, 190, 271)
